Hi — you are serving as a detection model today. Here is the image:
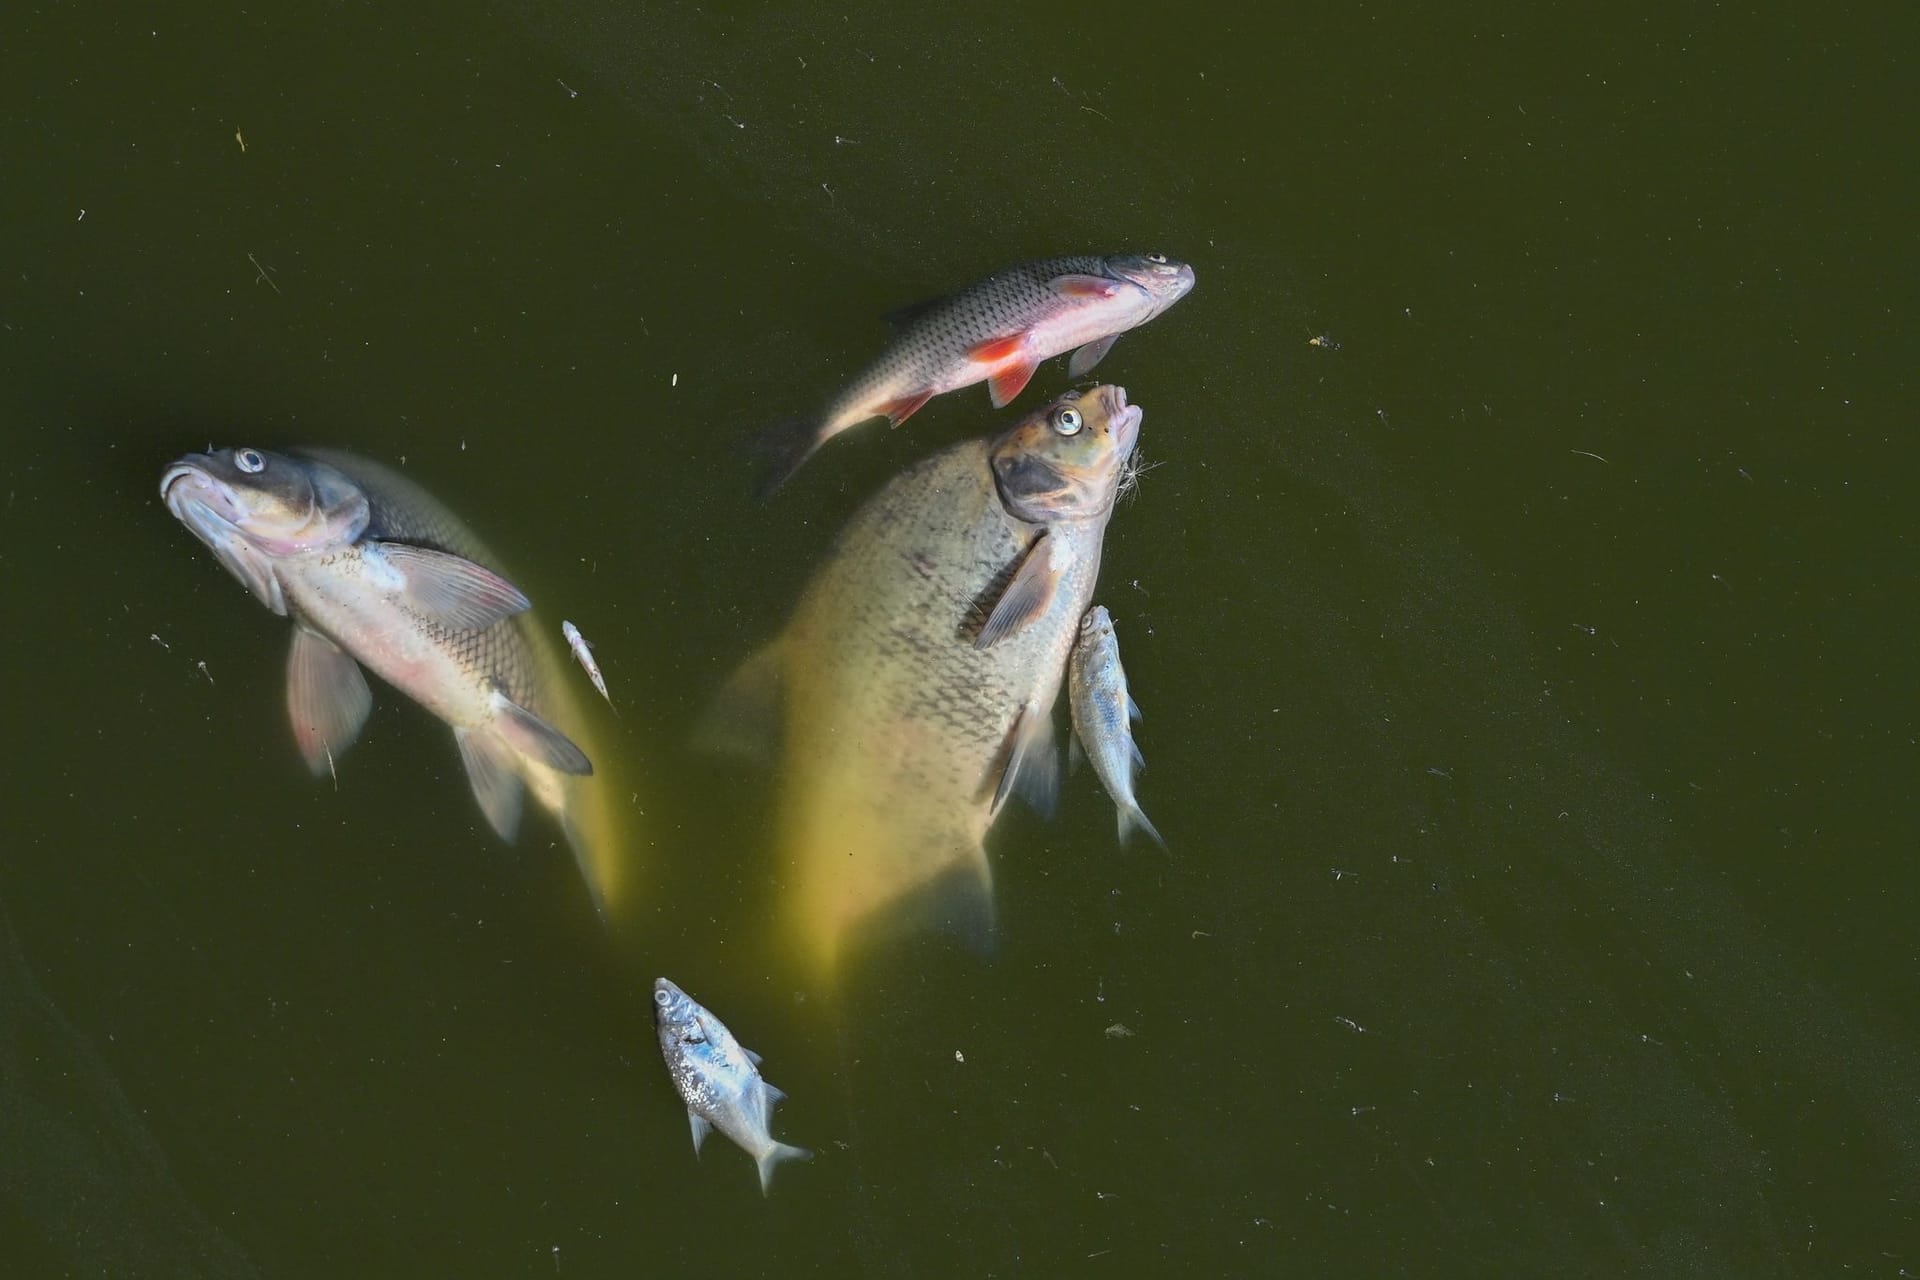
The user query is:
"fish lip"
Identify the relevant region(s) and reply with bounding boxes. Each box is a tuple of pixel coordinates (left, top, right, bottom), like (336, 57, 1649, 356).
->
(160, 456, 244, 523)
(1100, 385, 1143, 455)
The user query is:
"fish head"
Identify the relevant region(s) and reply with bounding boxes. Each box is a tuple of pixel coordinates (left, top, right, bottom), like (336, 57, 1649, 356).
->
(1079, 604, 1116, 646)
(652, 977, 703, 1045)
(160, 447, 370, 615)
(1104, 252, 1197, 318)
(990, 385, 1142, 524)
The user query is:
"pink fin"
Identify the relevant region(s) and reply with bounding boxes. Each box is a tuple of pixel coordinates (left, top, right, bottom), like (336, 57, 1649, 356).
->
(966, 333, 1027, 364)
(986, 360, 1037, 409)
(1050, 273, 1122, 299)
(881, 390, 933, 428)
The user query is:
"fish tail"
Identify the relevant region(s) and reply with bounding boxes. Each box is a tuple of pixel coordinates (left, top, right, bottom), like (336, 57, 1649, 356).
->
(754, 417, 824, 498)
(757, 1141, 814, 1195)
(1119, 803, 1167, 851)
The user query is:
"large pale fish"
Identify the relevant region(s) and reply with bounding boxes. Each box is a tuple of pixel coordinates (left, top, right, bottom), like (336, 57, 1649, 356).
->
(704, 386, 1143, 974)
(761, 253, 1190, 491)
(652, 978, 811, 1195)
(1068, 605, 1165, 848)
(160, 446, 632, 912)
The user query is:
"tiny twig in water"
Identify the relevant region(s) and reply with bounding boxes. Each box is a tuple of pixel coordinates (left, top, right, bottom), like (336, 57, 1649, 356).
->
(247, 253, 281, 295)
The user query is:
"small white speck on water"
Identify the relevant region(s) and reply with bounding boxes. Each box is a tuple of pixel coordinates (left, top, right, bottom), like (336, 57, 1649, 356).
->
(954, 1050, 964, 1063)
(196, 660, 215, 686)
(1334, 1015, 1366, 1034)
(671, 373, 678, 387)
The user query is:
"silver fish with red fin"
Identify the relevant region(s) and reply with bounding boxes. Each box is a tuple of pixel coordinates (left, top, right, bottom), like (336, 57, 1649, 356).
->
(760, 252, 1193, 492)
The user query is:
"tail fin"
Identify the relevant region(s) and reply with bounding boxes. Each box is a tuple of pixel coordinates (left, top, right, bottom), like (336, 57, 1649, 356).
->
(757, 1141, 813, 1195)
(755, 417, 823, 499)
(1119, 803, 1167, 851)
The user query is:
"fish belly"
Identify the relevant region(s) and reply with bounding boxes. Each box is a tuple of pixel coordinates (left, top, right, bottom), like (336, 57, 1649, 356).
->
(771, 443, 1102, 973)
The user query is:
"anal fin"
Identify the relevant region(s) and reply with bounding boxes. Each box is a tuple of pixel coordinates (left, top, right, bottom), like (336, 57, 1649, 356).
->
(880, 390, 933, 428)
(455, 726, 526, 840)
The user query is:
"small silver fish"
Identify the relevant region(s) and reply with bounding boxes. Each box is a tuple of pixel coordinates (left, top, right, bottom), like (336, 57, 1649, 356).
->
(1068, 605, 1164, 848)
(760, 252, 1194, 492)
(652, 978, 811, 1195)
(561, 620, 613, 707)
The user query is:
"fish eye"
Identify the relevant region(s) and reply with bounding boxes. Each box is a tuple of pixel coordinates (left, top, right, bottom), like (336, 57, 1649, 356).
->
(235, 449, 265, 474)
(654, 989, 671, 1006)
(1146, 253, 1167, 264)
(1051, 406, 1084, 436)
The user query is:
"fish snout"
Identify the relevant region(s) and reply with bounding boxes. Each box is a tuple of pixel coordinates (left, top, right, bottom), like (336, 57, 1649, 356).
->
(1100, 386, 1143, 454)
(160, 459, 246, 526)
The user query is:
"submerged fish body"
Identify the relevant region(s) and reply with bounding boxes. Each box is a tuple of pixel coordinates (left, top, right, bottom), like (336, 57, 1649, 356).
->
(652, 978, 810, 1195)
(707, 386, 1143, 974)
(161, 446, 631, 912)
(1069, 605, 1164, 848)
(763, 253, 1190, 490)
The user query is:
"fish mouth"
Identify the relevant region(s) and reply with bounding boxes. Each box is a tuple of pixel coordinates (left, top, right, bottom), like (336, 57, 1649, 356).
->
(1099, 385, 1143, 456)
(160, 457, 289, 614)
(160, 457, 244, 525)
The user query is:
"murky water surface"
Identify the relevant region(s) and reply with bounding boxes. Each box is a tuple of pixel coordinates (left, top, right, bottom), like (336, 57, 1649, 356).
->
(2, 3, 1912, 1275)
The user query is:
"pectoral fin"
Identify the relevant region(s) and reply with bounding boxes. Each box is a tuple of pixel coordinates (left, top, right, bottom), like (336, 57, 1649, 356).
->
(372, 543, 531, 631)
(454, 726, 526, 841)
(488, 691, 593, 775)
(988, 702, 1060, 820)
(286, 624, 373, 774)
(974, 533, 1064, 650)
(1067, 333, 1119, 377)
(1049, 273, 1123, 300)
(691, 641, 786, 768)
(688, 1112, 711, 1156)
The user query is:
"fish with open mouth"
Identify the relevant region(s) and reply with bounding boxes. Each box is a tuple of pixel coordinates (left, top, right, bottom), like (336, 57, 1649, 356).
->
(160, 446, 630, 909)
(704, 385, 1144, 973)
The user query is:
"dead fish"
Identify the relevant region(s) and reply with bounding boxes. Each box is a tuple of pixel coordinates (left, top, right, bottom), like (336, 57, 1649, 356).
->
(760, 253, 1191, 492)
(561, 619, 614, 708)
(652, 978, 811, 1195)
(160, 446, 632, 911)
(1068, 605, 1164, 848)
(702, 386, 1143, 974)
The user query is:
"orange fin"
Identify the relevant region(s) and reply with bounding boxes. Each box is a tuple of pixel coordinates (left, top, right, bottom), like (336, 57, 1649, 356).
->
(986, 361, 1037, 409)
(881, 390, 933, 428)
(966, 333, 1027, 364)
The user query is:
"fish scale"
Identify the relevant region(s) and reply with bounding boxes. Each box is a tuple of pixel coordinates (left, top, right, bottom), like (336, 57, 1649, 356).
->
(295, 448, 546, 713)
(760, 252, 1192, 492)
(162, 445, 630, 913)
(709, 385, 1144, 972)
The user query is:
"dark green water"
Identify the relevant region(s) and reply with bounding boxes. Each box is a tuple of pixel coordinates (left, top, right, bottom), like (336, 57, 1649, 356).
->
(3, 2, 1914, 1275)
